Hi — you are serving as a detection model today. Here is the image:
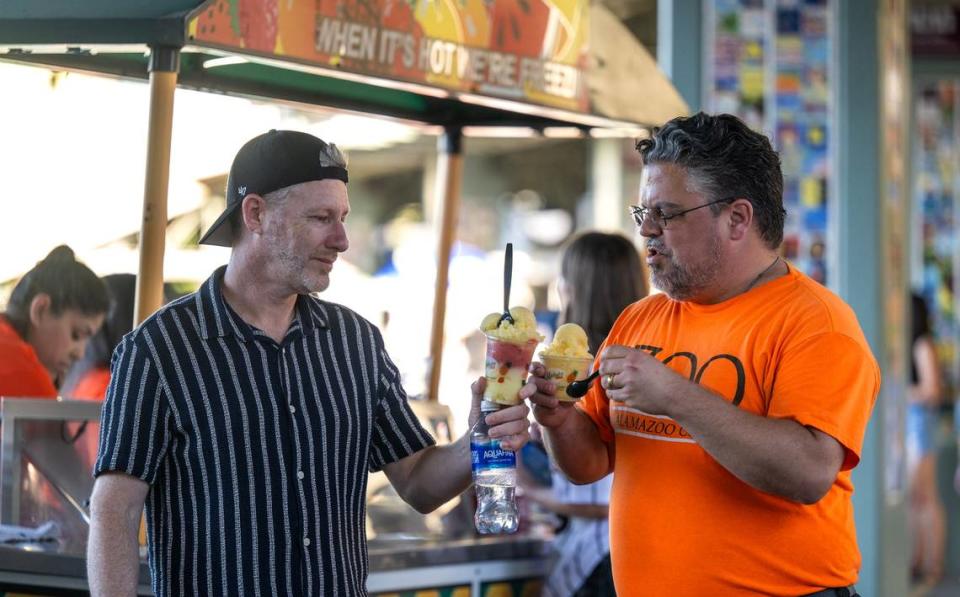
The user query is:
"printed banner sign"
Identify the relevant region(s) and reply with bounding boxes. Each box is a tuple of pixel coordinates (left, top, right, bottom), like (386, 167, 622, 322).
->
(189, 0, 590, 112)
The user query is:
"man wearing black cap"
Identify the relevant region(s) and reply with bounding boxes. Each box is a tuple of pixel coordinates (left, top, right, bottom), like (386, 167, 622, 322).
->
(87, 130, 531, 596)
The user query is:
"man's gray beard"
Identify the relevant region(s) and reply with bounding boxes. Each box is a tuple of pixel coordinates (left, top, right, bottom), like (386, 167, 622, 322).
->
(264, 233, 327, 294)
(649, 237, 722, 300)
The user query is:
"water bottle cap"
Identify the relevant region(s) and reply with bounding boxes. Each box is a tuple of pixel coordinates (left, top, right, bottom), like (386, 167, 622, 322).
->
(480, 400, 501, 412)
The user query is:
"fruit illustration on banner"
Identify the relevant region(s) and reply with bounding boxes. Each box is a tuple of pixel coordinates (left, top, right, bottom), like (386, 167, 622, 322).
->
(239, 0, 279, 53)
(277, 0, 316, 56)
(543, 0, 586, 62)
(491, 0, 549, 56)
(191, 0, 242, 46)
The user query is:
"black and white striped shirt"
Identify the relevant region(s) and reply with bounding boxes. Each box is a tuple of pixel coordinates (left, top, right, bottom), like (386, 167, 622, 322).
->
(95, 266, 435, 596)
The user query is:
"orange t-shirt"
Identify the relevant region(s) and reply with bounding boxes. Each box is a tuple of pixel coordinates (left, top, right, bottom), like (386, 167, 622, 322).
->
(69, 367, 111, 401)
(579, 265, 880, 596)
(0, 315, 57, 399)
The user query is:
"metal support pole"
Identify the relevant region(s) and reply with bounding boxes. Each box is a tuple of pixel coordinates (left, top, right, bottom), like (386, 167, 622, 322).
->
(135, 45, 179, 325)
(427, 127, 463, 402)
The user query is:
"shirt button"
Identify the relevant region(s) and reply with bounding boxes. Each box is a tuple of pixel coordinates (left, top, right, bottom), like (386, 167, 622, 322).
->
(297, 471, 305, 480)
(289, 405, 296, 414)
(303, 537, 310, 547)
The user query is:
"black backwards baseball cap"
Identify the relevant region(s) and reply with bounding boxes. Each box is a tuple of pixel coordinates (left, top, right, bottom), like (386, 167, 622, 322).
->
(198, 129, 349, 247)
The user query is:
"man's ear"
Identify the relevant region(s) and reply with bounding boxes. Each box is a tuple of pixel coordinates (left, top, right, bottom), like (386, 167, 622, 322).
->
(29, 293, 52, 327)
(240, 194, 267, 236)
(727, 199, 754, 241)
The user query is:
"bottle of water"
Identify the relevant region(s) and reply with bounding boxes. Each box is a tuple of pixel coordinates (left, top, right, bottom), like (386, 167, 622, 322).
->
(471, 400, 519, 534)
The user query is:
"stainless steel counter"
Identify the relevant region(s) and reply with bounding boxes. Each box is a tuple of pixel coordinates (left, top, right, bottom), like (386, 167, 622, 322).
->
(368, 534, 548, 570)
(0, 399, 550, 595)
(0, 535, 549, 595)
(0, 545, 152, 595)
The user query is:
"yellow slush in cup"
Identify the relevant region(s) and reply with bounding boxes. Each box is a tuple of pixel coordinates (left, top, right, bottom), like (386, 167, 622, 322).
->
(479, 307, 543, 406)
(539, 323, 594, 401)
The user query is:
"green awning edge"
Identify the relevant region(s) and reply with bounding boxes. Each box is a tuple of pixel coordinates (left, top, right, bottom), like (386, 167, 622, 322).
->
(0, 1, 205, 46)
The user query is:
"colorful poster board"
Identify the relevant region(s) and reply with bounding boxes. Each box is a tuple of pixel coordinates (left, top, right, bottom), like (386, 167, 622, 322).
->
(188, 0, 590, 113)
(705, 0, 831, 285)
(913, 79, 960, 395)
(707, 0, 767, 131)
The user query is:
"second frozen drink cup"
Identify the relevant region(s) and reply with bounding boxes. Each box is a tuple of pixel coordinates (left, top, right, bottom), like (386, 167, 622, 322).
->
(540, 323, 594, 401)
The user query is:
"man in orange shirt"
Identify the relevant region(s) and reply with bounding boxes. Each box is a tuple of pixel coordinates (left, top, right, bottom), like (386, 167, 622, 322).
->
(523, 113, 878, 596)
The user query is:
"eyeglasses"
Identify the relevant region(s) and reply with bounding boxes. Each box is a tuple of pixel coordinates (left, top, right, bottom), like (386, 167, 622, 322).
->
(629, 197, 736, 230)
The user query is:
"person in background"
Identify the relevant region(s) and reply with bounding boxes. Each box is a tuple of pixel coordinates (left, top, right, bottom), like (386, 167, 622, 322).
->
(87, 130, 531, 597)
(0, 245, 108, 398)
(61, 273, 137, 401)
(524, 231, 647, 597)
(906, 292, 946, 585)
(955, 419, 960, 500)
(556, 232, 648, 357)
(523, 113, 878, 595)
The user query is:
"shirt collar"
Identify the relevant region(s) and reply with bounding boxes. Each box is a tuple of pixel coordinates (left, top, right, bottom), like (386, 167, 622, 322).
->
(197, 266, 328, 341)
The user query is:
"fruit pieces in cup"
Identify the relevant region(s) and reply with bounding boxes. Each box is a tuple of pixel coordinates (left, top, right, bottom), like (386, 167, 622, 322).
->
(483, 334, 539, 406)
(539, 323, 594, 401)
(479, 306, 544, 406)
(540, 354, 594, 401)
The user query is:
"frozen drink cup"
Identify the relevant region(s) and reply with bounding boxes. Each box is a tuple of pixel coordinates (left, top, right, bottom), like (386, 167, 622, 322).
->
(539, 323, 594, 401)
(478, 306, 544, 406)
(541, 354, 594, 401)
(483, 334, 539, 406)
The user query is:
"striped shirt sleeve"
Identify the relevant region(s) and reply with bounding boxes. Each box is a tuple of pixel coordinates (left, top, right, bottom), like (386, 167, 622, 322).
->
(367, 333, 435, 472)
(94, 334, 172, 484)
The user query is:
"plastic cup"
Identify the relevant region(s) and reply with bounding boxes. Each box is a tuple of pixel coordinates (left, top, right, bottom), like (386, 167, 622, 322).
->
(540, 354, 594, 401)
(482, 334, 539, 406)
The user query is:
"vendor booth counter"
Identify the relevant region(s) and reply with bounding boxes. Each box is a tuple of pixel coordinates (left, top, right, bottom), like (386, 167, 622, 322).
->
(0, 536, 547, 596)
(0, 398, 548, 596)
(0, 2, 684, 594)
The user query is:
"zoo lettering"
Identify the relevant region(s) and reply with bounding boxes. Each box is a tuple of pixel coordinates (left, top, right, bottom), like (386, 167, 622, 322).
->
(614, 412, 693, 440)
(636, 344, 747, 406)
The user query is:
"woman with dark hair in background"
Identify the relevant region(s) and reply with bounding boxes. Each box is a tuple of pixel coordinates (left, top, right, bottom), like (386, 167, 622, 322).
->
(0, 245, 108, 398)
(907, 292, 946, 586)
(61, 273, 137, 400)
(526, 231, 647, 597)
(558, 232, 648, 356)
